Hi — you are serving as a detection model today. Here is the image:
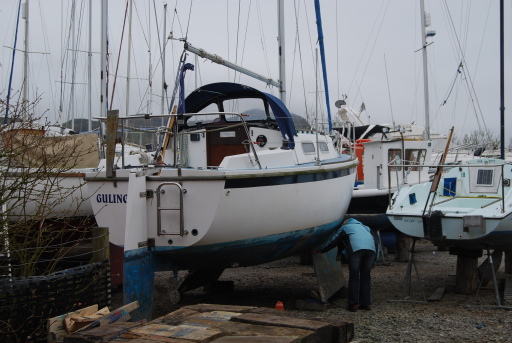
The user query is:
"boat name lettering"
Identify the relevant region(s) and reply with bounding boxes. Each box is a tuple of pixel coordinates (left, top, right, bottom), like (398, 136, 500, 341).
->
(220, 131, 236, 138)
(96, 194, 128, 203)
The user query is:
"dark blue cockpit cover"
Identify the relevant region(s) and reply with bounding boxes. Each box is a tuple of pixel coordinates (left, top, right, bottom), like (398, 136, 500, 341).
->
(262, 92, 296, 149)
(184, 82, 296, 149)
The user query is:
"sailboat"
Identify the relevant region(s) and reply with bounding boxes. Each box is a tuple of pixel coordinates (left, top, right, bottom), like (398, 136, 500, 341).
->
(333, 101, 440, 231)
(84, 0, 357, 318)
(386, 1, 512, 251)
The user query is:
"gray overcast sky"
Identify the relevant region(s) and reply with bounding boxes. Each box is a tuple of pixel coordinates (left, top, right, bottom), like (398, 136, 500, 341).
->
(1, 0, 510, 144)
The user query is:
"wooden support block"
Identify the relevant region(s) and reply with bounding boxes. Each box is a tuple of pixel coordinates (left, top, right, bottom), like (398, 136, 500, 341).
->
(183, 304, 257, 313)
(212, 336, 301, 343)
(211, 321, 316, 343)
(455, 255, 478, 294)
(130, 323, 224, 342)
(316, 318, 354, 343)
(63, 321, 144, 343)
(427, 287, 445, 302)
(231, 313, 332, 343)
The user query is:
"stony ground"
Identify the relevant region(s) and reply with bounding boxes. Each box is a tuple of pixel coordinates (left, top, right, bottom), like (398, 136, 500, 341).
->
(111, 241, 512, 342)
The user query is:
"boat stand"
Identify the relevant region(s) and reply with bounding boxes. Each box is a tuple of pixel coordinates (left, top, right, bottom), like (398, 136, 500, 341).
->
(375, 230, 389, 266)
(389, 238, 427, 303)
(468, 248, 512, 310)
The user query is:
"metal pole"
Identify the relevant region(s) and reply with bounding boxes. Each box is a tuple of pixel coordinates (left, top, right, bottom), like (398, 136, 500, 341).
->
(184, 42, 280, 88)
(419, 0, 430, 140)
(500, 0, 505, 160)
(100, 0, 108, 117)
(88, 0, 92, 131)
(22, 0, 29, 107)
(126, 0, 133, 117)
(277, 0, 286, 105)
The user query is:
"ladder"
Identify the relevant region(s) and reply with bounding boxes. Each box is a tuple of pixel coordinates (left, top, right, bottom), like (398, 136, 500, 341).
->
(156, 182, 186, 236)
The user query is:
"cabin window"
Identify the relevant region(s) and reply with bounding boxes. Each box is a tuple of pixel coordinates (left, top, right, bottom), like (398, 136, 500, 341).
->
(223, 98, 274, 122)
(476, 169, 494, 186)
(388, 149, 402, 171)
(319, 142, 329, 153)
(188, 103, 220, 125)
(302, 142, 316, 154)
(405, 149, 426, 171)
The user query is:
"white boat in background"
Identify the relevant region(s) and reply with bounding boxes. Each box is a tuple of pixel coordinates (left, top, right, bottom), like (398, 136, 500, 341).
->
(332, 102, 442, 231)
(387, 158, 512, 250)
(388, 0, 511, 253)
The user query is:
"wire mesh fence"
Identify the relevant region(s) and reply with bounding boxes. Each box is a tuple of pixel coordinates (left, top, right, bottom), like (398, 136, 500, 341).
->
(0, 260, 111, 343)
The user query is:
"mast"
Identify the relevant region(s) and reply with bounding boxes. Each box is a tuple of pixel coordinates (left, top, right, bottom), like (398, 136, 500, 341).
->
(3, 0, 22, 125)
(147, 0, 153, 115)
(88, 0, 92, 131)
(161, 3, 167, 118)
(420, 0, 431, 140)
(126, 0, 133, 117)
(22, 0, 29, 107)
(277, 0, 286, 105)
(314, 0, 333, 132)
(499, 0, 505, 159)
(70, 0, 76, 130)
(100, 0, 108, 117)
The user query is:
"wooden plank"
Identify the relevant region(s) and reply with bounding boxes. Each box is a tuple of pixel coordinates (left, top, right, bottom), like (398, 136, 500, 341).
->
(120, 332, 192, 343)
(130, 323, 224, 343)
(151, 308, 201, 325)
(231, 313, 332, 342)
(211, 321, 316, 343)
(75, 301, 139, 332)
(245, 308, 353, 343)
(183, 311, 244, 329)
(183, 304, 257, 313)
(427, 287, 445, 302)
(47, 305, 98, 343)
(212, 336, 301, 343)
(122, 338, 190, 343)
(63, 322, 144, 343)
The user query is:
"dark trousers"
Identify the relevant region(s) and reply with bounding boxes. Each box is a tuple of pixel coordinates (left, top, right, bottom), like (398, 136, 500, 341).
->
(347, 249, 375, 307)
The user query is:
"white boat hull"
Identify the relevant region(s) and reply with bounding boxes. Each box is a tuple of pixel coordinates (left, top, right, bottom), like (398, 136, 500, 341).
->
(387, 159, 512, 249)
(87, 161, 356, 269)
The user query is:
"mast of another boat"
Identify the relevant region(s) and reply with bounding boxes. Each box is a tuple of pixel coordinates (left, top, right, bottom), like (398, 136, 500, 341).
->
(100, 0, 107, 118)
(499, 0, 505, 160)
(88, 0, 92, 132)
(126, 0, 133, 120)
(22, 0, 29, 107)
(277, 0, 286, 105)
(161, 3, 167, 121)
(420, 0, 431, 141)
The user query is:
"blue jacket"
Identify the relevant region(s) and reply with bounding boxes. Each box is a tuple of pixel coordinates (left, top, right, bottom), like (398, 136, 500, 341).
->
(340, 218, 376, 253)
(319, 218, 378, 259)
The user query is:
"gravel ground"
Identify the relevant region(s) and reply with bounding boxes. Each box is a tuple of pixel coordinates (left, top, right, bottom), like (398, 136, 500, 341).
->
(111, 240, 512, 342)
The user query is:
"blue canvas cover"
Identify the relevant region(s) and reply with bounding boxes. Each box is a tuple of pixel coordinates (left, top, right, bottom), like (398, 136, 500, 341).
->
(184, 82, 296, 149)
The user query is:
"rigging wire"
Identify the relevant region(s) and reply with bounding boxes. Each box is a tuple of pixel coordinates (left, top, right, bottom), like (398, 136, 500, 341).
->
(346, 0, 389, 100)
(440, 0, 490, 143)
(233, 1, 242, 83)
(109, 0, 129, 111)
(185, 0, 193, 40)
(236, 0, 252, 85)
(255, 2, 271, 82)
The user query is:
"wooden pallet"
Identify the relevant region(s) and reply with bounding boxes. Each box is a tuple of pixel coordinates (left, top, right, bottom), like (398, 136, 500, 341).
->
(63, 303, 354, 343)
